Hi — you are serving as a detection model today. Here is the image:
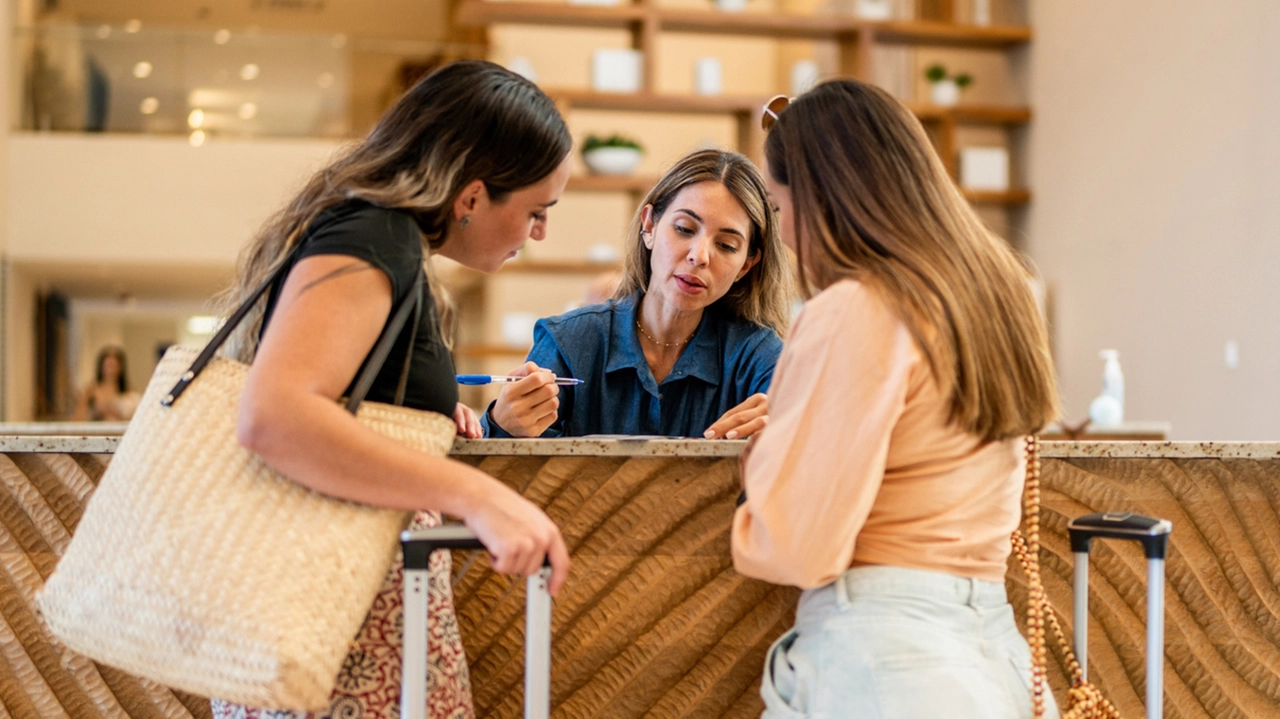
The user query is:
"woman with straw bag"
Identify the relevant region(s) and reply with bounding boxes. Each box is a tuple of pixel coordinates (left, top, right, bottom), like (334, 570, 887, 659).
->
(204, 61, 573, 718)
(733, 81, 1062, 718)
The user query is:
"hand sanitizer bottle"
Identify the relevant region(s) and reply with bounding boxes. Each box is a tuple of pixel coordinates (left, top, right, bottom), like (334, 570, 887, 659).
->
(1088, 350, 1125, 427)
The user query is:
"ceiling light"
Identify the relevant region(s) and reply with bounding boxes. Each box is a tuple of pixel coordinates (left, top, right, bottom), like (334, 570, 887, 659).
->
(133, 61, 152, 79)
(240, 63, 260, 81)
(238, 102, 258, 120)
(317, 72, 335, 89)
(186, 316, 219, 335)
(189, 130, 206, 147)
(139, 97, 159, 115)
(214, 29, 231, 45)
(124, 19, 142, 33)
(188, 109, 205, 128)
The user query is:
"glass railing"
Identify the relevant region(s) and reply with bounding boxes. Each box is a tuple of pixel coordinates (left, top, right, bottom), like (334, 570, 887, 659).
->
(15, 22, 484, 141)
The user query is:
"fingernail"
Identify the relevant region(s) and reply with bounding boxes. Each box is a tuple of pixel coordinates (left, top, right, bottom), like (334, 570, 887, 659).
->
(703, 430, 715, 439)
(725, 430, 738, 439)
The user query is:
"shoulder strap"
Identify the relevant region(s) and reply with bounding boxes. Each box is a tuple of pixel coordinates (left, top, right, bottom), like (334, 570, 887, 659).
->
(163, 244, 426, 415)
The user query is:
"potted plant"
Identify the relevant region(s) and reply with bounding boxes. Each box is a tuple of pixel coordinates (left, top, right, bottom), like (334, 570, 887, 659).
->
(582, 134, 644, 176)
(924, 64, 972, 107)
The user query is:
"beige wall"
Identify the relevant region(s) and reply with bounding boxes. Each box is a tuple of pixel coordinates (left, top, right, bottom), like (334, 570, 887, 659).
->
(8, 134, 340, 264)
(1027, 1, 1280, 439)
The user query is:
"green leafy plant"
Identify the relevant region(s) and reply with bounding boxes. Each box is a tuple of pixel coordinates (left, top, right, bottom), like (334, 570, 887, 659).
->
(583, 133, 644, 154)
(923, 64, 975, 87)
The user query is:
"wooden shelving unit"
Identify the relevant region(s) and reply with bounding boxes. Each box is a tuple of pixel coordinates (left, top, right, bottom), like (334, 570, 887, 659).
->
(449, 0, 1032, 388)
(457, 2, 1030, 48)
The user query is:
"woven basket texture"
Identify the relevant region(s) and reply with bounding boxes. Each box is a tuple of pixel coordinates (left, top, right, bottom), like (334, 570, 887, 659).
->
(38, 345, 457, 711)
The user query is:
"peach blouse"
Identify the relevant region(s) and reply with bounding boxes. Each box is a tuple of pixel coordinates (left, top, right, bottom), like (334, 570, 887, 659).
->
(731, 280, 1024, 588)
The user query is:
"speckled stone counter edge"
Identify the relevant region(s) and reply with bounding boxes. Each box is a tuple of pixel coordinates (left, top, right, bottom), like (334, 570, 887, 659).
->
(1, 433, 1278, 459)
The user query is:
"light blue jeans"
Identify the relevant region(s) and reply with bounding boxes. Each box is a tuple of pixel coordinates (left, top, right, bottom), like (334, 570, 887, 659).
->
(761, 565, 1059, 719)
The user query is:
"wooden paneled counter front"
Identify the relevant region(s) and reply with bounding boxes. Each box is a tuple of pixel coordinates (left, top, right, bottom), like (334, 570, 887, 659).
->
(1, 434, 1278, 718)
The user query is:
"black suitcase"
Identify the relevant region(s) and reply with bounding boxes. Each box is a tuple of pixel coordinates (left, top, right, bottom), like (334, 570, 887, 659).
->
(1067, 512, 1172, 719)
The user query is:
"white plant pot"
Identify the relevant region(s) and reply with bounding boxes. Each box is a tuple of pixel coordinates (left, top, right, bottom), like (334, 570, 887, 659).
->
(583, 147, 643, 176)
(930, 79, 960, 107)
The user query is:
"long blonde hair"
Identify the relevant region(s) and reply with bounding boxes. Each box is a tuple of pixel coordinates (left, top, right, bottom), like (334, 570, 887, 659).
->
(217, 60, 571, 361)
(765, 79, 1058, 441)
(614, 149, 793, 335)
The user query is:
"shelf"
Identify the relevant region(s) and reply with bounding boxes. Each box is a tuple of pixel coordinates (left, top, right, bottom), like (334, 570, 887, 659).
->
(499, 259, 622, 274)
(868, 19, 1031, 47)
(908, 104, 1032, 124)
(455, 2, 1032, 47)
(963, 189, 1031, 205)
(566, 175, 660, 192)
(550, 90, 760, 114)
(457, 344, 531, 359)
(658, 9, 852, 39)
(455, 1, 646, 29)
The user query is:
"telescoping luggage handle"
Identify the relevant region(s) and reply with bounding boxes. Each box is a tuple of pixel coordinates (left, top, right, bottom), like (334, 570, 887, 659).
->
(1068, 512, 1172, 719)
(401, 526, 552, 719)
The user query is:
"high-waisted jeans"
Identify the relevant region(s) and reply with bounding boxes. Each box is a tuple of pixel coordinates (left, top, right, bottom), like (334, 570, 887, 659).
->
(761, 565, 1060, 719)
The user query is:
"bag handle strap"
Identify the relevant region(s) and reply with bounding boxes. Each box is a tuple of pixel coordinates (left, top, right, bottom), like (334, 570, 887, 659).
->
(344, 267, 423, 412)
(163, 241, 426, 415)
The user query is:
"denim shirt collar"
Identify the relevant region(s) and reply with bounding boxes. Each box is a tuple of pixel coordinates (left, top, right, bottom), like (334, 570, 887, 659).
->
(606, 291, 722, 395)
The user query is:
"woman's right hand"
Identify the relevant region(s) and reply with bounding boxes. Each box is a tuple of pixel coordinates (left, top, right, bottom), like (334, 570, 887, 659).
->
(489, 361, 560, 437)
(463, 478, 571, 595)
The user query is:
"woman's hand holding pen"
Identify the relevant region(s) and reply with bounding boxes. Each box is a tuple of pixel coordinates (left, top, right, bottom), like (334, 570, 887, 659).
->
(704, 392, 769, 440)
(489, 361, 561, 437)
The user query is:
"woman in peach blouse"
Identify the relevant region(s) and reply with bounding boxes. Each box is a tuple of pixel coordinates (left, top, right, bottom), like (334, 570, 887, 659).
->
(733, 80, 1060, 718)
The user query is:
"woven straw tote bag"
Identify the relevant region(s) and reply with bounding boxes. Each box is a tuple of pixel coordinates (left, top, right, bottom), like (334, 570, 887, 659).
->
(40, 253, 455, 711)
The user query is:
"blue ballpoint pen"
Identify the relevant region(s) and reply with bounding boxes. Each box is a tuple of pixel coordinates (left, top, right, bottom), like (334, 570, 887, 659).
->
(456, 374, 584, 386)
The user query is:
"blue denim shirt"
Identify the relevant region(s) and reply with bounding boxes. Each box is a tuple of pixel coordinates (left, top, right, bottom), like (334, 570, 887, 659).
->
(481, 292, 782, 438)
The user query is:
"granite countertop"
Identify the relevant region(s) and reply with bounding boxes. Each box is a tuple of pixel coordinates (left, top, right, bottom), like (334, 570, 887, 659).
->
(0, 424, 1276, 459)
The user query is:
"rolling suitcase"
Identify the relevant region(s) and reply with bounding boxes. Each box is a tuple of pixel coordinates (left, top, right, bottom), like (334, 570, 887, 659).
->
(1067, 512, 1172, 719)
(400, 525, 553, 719)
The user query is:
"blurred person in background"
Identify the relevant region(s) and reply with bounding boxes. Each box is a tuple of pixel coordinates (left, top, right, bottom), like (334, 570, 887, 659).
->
(72, 346, 139, 421)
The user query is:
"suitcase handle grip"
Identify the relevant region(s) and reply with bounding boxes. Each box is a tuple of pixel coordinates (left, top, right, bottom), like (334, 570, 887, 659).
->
(401, 526, 553, 569)
(1068, 512, 1172, 559)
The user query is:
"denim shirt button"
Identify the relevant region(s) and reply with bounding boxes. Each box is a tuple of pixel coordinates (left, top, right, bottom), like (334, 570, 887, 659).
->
(658, 393, 663, 399)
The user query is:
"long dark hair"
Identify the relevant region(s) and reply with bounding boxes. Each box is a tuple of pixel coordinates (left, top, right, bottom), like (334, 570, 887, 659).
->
(95, 346, 128, 393)
(766, 79, 1058, 441)
(218, 59, 572, 361)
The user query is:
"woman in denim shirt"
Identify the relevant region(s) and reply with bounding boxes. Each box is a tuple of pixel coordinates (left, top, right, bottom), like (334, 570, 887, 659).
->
(481, 149, 794, 439)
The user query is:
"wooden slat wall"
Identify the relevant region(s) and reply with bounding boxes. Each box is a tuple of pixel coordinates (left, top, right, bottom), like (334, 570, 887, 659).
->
(0, 453, 211, 719)
(4, 449, 1279, 718)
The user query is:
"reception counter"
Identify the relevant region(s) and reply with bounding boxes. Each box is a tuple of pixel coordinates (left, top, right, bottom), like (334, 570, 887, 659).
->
(1, 434, 1278, 718)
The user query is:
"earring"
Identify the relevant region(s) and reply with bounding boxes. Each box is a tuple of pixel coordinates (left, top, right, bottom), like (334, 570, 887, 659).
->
(460, 216, 471, 228)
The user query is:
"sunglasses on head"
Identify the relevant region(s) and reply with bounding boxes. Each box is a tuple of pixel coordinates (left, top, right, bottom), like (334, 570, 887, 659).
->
(760, 94, 791, 132)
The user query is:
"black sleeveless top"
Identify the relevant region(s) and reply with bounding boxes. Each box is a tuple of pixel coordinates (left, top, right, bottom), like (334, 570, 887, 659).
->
(261, 200, 458, 416)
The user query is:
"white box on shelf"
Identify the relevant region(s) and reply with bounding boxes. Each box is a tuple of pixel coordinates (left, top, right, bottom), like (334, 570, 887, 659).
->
(959, 147, 1010, 191)
(694, 57, 723, 96)
(500, 312, 538, 347)
(854, 0, 892, 20)
(569, 0, 620, 6)
(592, 49, 643, 94)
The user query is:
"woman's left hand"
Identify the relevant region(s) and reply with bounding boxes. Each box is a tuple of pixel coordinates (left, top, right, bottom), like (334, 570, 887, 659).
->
(453, 403, 482, 439)
(704, 393, 768, 440)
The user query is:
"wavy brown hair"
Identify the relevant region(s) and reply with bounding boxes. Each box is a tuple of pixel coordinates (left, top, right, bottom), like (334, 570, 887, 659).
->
(765, 79, 1058, 441)
(217, 60, 571, 361)
(614, 149, 793, 335)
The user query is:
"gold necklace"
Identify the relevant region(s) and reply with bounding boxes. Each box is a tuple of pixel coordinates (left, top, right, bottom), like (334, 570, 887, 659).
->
(636, 320, 695, 348)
